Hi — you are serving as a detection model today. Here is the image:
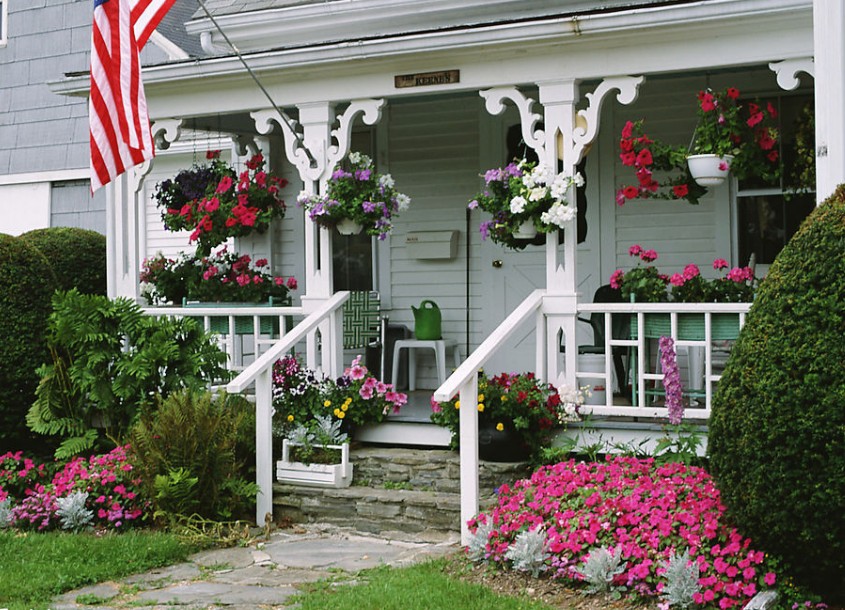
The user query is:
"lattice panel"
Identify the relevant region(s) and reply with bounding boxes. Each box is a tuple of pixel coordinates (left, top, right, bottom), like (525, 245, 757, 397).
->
(343, 291, 381, 349)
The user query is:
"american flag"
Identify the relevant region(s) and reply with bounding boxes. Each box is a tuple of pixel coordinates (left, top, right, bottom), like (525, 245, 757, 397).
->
(89, 0, 176, 191)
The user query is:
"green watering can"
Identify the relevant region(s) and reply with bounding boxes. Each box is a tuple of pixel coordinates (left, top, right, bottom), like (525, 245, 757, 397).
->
(412, 300, 442, 340)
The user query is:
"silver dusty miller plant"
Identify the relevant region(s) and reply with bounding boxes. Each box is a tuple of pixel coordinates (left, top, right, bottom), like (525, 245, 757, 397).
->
(0, 498, 11, 528)
(504, 527, 550, 577)
(580, 546, 627, 594)
(56, 491, 94, 532)
(466, 519, 494, 563)
(660, 550, 701, 608)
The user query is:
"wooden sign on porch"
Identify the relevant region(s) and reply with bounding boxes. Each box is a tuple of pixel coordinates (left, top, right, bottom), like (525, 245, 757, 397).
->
(394, 70, 460, 88)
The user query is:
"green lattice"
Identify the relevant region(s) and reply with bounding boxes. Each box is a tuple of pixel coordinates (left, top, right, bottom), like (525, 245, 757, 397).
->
(343, 291, 381, 350)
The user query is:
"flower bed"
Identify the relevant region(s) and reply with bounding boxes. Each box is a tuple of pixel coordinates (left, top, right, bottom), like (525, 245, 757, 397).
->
(0, 446, 147, 532)
(468, 457, 785, 609)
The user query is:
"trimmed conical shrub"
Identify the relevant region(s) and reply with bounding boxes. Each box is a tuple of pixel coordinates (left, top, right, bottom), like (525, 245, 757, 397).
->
(708, 186, 845, 603)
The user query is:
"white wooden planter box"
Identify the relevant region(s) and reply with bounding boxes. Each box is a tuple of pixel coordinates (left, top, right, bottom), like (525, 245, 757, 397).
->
(275, 439, 353, 488)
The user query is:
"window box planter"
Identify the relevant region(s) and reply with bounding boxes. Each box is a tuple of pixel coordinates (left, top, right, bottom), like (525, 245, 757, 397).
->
(275, 439, 353, 488)
(184, 300, 282, 335)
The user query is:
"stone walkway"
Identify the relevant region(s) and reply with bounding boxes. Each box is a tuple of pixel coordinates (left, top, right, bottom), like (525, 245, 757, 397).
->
(50, 525, 460, 610)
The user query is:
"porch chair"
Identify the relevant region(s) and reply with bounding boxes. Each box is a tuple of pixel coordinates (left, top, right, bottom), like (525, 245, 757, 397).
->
(342, 290, 389, 377)
(575, 284, 630, 395)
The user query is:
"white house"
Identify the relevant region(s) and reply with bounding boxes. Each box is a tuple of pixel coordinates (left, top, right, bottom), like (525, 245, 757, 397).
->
(51, 0, 844, 541)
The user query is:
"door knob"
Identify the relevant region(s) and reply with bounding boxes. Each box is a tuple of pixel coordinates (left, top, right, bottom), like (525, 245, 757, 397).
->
(492, 259, 503, 268)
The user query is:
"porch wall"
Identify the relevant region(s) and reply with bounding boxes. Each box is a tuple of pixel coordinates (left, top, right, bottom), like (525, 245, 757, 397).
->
(382, 94, 483, 389)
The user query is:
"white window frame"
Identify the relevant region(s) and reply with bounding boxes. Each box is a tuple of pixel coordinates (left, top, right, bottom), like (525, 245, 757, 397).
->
(0, 1, 7, 47)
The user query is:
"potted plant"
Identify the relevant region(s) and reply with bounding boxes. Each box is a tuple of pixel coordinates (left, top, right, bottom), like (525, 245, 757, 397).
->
(469, 159, 582, 250)
(296, 152, 410, 239)
(272, 354, 407, 485)
(155, 151, 289, 256)
(140, 247, 298, 334)
(276, 415, 353, 488)
(616, 87, 780, 203)
(609, 244, 668, 303)
(687, 87, 780, 186)
(430, 371, 580, 462)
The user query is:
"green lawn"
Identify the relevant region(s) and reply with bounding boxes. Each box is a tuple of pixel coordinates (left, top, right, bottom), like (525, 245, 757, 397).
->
(292, 560, 557, 610)
(0, 530, 195, 610)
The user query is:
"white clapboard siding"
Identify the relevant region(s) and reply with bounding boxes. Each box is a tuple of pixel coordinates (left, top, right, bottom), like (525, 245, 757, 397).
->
(611, 76, 723, 278)
(386, 95, 482, 388)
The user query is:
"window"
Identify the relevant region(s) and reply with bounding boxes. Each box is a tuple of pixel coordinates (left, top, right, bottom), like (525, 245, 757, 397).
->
(735, 94, 815, 267)
(332, 129, 376, 291)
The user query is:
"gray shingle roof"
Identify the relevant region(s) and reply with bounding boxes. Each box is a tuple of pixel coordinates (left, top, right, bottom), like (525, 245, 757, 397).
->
(159, 0, 205, 57)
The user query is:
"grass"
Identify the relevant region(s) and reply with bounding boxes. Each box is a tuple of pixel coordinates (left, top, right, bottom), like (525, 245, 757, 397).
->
(0, 529, 196, 610)
(291, 559, 557, 610)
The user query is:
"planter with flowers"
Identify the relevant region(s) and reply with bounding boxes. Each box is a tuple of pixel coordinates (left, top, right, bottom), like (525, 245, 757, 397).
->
(616, 87, 780, 206)
(470, 160, 582, 250)
(430, 372, 582, 462)
(612, 244, 758, 341)
(271, 355, 407, 486)
(296, 152, 410, 240)
(140, 246, 298, 334)
(155, 151, 289, 256)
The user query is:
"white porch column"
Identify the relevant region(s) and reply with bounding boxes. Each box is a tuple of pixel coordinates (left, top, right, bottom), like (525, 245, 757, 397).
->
(814, 0, 845, 203)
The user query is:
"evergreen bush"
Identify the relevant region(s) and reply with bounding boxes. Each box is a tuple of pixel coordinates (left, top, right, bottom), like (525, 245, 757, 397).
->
(20, 227, 107, 295)
(708, 185, 845, 604)
(129, 390, 258, 522)
(0, 234, 58, 452)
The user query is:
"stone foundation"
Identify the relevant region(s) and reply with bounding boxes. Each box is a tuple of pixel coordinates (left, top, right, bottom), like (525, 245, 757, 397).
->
(273, 446, 532, 537)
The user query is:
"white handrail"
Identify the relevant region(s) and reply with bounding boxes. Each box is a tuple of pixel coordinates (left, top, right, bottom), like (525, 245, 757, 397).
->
(226, 291, 350, 393)
(433, 289, 546, 403)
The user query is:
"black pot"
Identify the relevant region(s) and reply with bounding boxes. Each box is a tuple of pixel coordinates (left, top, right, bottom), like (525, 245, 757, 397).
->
(477, 422, 531, 462)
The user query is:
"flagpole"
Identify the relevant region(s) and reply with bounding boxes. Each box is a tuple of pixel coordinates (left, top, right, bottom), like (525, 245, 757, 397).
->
(196, 0, 317, 168)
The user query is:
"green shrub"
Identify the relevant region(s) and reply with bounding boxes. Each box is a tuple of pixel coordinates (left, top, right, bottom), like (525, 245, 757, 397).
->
(708, 185, 845, 604)
(0, 234, 58, 452)
(20, 227, 107, 295)
(129, 390, 258, 522)
(27, 290, 229, 458)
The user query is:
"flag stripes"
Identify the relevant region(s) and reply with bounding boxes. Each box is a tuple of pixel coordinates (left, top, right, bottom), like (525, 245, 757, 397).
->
(89, 0, 176, 191)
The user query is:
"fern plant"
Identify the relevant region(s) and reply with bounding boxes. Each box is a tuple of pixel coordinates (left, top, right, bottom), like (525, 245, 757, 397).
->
(27, 289, 229, 458)
(55, 491, 94, 532)
(130, 390, 256, 522)
(504, 527, 549, 577)
(660, 550, 701, 608)
(579, 546, 627, 594)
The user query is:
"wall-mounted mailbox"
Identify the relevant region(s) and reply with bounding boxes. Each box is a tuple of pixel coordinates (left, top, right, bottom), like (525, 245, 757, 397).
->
(405, 230, 459, 260)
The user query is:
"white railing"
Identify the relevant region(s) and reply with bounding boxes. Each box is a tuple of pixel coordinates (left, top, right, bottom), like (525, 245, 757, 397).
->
(142, 304, 304, 371)
(144, 292, 351, 524)
(433, 289, 547, 545)
(575, 302, 750, 420)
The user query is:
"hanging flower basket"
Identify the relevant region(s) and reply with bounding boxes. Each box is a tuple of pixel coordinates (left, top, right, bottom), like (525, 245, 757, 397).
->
(336, 218, 364, 235)
(513, 220, 538, 240)
(687, 154, 734, 187)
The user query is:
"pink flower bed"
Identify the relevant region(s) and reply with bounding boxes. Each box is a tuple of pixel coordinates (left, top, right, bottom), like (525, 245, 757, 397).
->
(471, 457, 778, 608)
(1, 446, 148, 531)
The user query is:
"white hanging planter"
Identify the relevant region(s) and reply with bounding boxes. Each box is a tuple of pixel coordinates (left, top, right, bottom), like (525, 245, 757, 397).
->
(513, 220, 538, 239)
(687, 154, 734, 187)
(276, 440, 353, 488)
(336, 218, 364, 235)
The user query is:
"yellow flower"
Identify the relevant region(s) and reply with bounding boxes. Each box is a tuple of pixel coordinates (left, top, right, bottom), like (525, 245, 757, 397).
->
(496, 422, 504, 432)
(477, 403, 484, 412)
(324, 399, 332, 407)
(337, 411, 346, 419)
(341, 403, 349, 412)
(455, 400, 461, 409)
(343, 397, 353, 407)
(501, 395, 508, 402)
(477, 393, 485, 402)
(286, 414, 294, 422)
(333, 408, 341, 417)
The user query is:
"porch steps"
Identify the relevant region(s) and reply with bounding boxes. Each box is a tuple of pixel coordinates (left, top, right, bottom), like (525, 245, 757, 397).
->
(272, 447, 531, 541)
